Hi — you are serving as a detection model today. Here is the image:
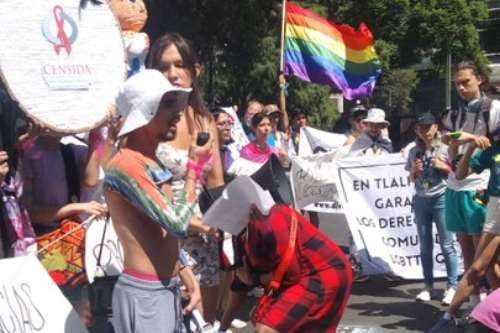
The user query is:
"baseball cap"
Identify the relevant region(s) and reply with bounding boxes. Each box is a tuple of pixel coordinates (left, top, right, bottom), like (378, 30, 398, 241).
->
(416, 112, 437, 125)
(116, 69, 192, 137)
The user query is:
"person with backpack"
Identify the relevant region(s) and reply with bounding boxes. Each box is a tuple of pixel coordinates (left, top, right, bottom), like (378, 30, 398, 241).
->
(441, 60, 500, 308)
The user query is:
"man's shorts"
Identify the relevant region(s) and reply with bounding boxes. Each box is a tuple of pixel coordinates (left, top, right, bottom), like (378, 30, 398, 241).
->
(485, 197, 500, 235)
(445, 189, 486, 235)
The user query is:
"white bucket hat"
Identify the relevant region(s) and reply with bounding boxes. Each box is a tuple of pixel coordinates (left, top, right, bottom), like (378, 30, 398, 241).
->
(116, 69, 192, 137)
(362, 108, 389, 126)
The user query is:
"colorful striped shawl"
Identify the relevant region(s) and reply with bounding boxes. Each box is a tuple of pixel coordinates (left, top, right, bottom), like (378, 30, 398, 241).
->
(284, 2, 381, 100)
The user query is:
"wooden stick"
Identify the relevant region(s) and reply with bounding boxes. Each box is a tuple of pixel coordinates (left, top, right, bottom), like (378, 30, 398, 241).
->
(279, 0, 287, 72)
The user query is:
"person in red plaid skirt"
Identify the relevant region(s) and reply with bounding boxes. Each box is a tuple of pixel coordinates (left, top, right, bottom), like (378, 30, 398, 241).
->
(220, 204, 353, 332)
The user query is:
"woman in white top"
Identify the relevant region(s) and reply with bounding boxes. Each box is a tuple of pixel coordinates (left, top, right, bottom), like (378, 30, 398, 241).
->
(148, 33, 224, 324)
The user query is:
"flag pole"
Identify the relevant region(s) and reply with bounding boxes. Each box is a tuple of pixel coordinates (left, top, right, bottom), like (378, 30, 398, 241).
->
(279, 0, 289, 131)
(279, 0, 286, 72)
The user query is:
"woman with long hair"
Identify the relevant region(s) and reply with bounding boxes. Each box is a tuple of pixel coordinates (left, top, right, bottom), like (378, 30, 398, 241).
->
(148, 33, 224, 324)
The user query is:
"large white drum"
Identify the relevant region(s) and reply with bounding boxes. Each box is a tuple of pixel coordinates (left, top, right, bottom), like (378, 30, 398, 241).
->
(0, 0, 126, 133)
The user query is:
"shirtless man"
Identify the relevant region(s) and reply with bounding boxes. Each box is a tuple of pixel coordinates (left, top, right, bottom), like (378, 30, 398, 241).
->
(104, 69, 212, 332)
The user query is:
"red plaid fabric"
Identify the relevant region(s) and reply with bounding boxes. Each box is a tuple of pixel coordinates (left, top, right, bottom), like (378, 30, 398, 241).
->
(233, 205, 353, 332)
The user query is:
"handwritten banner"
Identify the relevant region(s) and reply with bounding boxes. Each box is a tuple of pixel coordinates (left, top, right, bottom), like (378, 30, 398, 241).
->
(85, 217, 123, 283)
(335, 154, 461, 278)
(0, 255, 87, 332)
(290, 151, 343, 213)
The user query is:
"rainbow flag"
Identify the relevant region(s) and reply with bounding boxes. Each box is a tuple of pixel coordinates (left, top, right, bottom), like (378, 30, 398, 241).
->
(284, 2, 381, 100)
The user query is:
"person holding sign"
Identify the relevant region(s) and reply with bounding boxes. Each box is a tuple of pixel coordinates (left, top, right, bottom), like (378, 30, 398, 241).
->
(406, 112, 459, 304)
(348, 108, 393, 156)
(219, 205, 353, 333)
(104, 70, 211, 332)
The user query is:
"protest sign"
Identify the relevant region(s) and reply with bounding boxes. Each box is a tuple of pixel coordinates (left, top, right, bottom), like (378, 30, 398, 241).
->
(227, 157, 263, 177)
(298, 127, 347, 156)
(0, 0, 126, 133)
(290, 151, 344, 213)
(0, 255, 87, 332)
(85, 217, 123, 283)
(204, 176, 275, 235)
(303, 201, 343, 213)
(335, 154, 457, 278)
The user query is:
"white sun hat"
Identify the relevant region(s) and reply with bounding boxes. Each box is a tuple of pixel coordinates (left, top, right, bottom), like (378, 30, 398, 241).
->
(362, 108, 390, 126)
(116, 69, 192, 137)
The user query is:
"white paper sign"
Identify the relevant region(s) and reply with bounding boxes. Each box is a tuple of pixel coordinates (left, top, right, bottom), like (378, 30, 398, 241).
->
(290, 151, 344, 213)
(204, 176, 275, 235)
(227, 158, 263, 177)
(85, 217, 123, 283)
(335, 154, 460, 278)
(299, 127, 347, 156)
(0, 255, 88, 333)
(303, 201, 343, 214)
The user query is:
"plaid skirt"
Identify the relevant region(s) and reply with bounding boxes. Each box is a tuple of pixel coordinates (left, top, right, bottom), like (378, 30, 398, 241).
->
(257, 266, 353, 332)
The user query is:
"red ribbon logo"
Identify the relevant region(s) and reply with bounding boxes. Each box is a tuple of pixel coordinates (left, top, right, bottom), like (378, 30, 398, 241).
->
(52, 6, 72, 56)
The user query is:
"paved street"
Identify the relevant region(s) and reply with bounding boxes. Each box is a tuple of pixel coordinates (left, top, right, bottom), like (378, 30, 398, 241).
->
(232, 277, 449, 333)
(230, 213, 451, 333)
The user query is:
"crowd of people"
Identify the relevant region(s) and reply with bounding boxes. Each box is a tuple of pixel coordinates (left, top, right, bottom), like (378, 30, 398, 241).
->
(0, 32, 499, 333)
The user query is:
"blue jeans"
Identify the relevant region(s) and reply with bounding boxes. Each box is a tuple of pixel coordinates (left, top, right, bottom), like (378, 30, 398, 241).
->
(414, 193, 459, 288)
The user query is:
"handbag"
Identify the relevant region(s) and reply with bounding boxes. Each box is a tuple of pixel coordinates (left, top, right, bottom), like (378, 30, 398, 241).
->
(37, 217, 87, 287)
(36, 143, 86, 288)
(87, 216, 118, 317)
(253, 211, 298, 323)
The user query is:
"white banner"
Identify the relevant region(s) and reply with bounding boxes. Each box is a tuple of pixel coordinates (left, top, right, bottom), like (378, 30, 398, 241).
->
(303, 201, 343, 214)
(291, 150, 344, 213)
(335, 154, 453, 278)
(85, 217, 123, 283)
(290, 151, 343, 213)
(298, 127, 347, 156)
(0, 255, 87, 332)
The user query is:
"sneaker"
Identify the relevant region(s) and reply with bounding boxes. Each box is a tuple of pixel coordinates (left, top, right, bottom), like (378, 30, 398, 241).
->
(416, 288, 437, 302)
(442, 287, 456, 306)
(230, 318, 247, 329)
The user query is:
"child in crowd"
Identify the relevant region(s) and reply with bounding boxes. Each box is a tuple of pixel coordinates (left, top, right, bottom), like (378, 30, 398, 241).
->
(406, 112, 459, 304)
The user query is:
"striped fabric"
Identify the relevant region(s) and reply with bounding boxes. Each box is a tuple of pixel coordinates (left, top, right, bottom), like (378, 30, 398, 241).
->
(284, 2, 382, 100)
(104, 148, 196, 237)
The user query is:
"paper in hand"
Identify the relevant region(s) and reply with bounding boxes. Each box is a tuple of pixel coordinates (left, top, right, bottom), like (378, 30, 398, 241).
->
(203, 176, 275, 235)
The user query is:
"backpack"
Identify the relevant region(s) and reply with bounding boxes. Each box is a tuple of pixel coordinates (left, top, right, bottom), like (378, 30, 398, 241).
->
(449, 97, 493, 139)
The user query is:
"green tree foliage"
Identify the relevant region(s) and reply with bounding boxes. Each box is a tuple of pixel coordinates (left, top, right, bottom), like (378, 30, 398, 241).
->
(144, 0, 489, 125)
